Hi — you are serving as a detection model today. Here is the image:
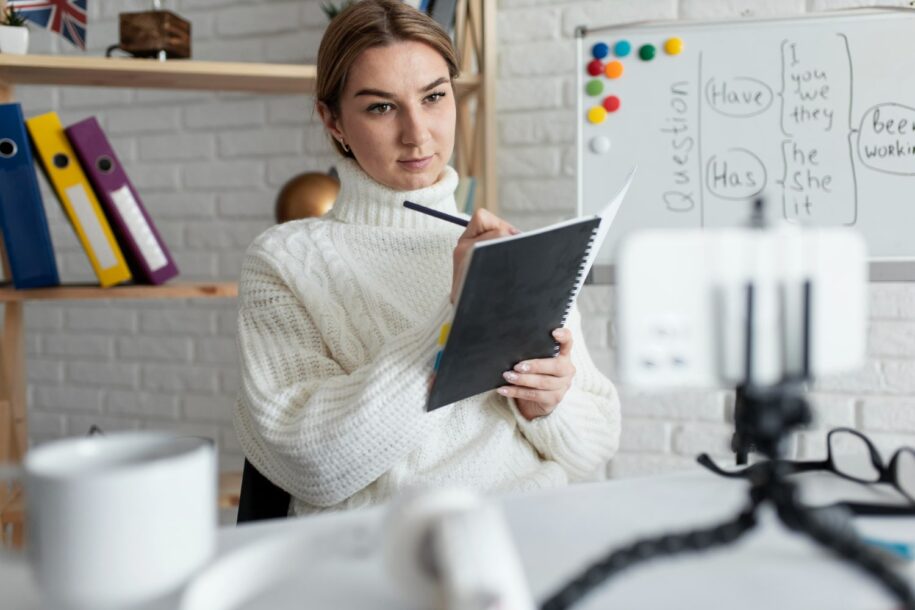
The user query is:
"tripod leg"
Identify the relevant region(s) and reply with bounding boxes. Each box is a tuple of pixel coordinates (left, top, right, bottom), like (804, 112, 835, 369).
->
(540, 506, 758, 610)
(774, 494, 915, 610)
(731, 385, 754, 465)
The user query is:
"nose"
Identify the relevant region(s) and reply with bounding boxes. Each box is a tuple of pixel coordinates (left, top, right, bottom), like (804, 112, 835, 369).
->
(400, 104, 431, 147)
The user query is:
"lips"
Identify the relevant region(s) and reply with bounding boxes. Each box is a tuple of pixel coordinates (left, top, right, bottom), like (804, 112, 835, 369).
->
(398, 156, 433, 171)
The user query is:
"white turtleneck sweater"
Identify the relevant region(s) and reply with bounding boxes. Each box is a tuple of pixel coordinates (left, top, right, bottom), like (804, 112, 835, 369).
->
(234, 159, 621, 516)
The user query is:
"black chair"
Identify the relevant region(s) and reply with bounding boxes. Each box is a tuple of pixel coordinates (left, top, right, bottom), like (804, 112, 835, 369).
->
(236, 459, 292, 523)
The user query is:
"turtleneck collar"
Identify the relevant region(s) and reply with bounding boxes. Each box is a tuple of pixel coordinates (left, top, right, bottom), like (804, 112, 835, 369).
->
(327, 158, 462, 229)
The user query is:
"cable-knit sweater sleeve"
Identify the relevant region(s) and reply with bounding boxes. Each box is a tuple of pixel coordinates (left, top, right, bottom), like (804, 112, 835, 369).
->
(507, 305, 621, 481)
(234, 240, 451, 508)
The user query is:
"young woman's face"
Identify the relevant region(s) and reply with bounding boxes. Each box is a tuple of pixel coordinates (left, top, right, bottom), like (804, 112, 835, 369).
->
(322, 40, 456, 191)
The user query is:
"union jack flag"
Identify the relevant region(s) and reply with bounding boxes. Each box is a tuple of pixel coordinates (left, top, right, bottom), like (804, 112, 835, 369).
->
(8, 0, 87, 50)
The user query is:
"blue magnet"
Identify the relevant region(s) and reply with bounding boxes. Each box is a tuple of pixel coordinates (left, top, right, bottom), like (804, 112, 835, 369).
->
(592, 42, 609, 59)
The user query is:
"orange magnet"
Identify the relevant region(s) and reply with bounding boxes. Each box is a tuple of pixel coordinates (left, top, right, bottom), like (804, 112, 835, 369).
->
(605, 60, 624, 79)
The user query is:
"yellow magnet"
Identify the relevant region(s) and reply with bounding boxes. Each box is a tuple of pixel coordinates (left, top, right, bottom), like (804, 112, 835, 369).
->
(664, 37, 684, 55)
(587, 106, 607, 124)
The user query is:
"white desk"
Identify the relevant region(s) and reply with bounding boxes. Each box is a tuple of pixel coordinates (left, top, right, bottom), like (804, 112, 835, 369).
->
(3, 468, 914, 609)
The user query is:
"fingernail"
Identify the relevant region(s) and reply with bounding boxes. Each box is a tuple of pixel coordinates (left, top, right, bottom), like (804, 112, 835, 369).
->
(552, 329, 565, 338)
(497, 388, 509, 396)
(510, 227, 521, 235)
(503, 371, 518, 382)
(515, 362, 530, 373)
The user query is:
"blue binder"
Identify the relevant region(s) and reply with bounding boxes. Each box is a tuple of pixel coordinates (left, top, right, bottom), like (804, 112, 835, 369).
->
(0, 103, 59, 289)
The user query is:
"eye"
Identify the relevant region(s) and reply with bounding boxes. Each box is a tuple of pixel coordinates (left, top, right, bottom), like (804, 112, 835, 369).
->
(367, 102, 394, 114)
(425, 91, 447, 103)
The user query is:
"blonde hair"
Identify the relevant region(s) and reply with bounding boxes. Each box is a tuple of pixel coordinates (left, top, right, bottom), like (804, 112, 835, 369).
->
(316, 0, 460, 157)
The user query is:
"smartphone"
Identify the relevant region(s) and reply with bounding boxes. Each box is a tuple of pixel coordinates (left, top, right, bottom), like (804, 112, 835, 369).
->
(616, 226, 867, 388)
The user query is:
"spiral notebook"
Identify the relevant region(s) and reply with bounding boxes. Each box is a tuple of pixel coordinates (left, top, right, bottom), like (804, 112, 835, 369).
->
(426, 168, 635, 411)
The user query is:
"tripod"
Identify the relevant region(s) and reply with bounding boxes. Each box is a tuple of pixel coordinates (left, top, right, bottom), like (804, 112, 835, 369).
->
(541, 282, 915, 610)
(730, 384, 754, 465)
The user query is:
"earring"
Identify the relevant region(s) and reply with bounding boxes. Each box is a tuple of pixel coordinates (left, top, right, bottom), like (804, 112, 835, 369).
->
(339, 139, 349, 153)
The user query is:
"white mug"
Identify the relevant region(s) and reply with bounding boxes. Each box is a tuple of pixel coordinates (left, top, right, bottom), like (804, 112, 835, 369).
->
(1, 430, 217, 609)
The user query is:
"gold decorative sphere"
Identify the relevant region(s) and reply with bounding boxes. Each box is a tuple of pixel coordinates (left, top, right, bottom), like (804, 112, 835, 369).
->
(275, 171, 340, 223)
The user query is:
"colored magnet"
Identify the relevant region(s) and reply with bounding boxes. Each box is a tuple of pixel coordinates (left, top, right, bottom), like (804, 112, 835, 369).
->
(605, 60, 624, 79)
(614, 40, 632, 57)
(664, 37, 684, 55)
(592, 42, 609, 59)
(639, 44, 656, 61)
(587, 106, 607, 124)
(603, 95, 620, 112)
(587, 59, 604, 76)
(586, 79, 604, 96)
(589, 136, 611, 154)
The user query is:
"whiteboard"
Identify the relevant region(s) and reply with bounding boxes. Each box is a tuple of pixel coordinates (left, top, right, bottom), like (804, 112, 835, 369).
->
(577, 9, 915, 279)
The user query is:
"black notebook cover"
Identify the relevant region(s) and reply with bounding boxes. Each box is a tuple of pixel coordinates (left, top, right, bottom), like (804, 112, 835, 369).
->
(427, 216, 602, 411)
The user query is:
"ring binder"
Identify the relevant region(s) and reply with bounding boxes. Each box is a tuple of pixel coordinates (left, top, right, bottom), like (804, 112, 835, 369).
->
(26, 112, 132, 288)
(65, 117, 179, 285)
(0, 103, 60, 289)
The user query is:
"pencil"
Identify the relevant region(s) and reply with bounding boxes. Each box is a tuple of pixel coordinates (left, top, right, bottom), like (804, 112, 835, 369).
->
(403, 200, 470, 227)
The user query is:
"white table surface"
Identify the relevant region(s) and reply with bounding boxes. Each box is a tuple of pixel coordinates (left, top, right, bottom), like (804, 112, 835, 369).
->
(3, 467, 914, 609)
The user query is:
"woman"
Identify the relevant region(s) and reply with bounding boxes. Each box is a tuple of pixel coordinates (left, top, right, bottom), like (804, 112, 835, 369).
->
(234, 0, 620, 516)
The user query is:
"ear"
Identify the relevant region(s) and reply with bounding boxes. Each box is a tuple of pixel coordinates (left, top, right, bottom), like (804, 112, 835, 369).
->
(316, 101, 345, 143)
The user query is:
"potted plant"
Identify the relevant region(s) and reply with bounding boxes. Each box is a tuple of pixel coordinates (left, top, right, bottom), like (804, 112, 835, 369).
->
(0, 5, 29, 55)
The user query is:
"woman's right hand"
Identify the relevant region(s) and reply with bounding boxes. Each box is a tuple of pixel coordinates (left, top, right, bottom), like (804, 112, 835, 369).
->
(451, 209, 519, 303)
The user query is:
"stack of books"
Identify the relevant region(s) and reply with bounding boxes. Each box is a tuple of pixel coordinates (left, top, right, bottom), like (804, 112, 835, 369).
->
(0, 103, 178, 289)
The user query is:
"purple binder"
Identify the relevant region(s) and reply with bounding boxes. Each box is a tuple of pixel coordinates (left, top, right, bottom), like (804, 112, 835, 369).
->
(65, 117, 178, 285)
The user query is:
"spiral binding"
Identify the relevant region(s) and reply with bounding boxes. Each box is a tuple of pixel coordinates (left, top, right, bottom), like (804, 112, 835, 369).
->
(555, 225, 600, 355)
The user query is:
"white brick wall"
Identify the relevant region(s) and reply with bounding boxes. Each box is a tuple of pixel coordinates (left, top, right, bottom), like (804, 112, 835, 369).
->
(12, 0, 915, 484)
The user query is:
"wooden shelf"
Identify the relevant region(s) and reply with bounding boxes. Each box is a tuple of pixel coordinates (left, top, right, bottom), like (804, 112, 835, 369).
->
(0, 0, 494, 470)
(0, 281, 238, 302)
(0, 54, 481, 95)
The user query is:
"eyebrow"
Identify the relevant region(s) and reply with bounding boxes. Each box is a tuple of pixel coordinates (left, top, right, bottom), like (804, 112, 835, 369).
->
(353, 77, 450, 98)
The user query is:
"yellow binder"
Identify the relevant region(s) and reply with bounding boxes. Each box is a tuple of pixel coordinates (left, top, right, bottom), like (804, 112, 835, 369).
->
(26, 112, 131, 288)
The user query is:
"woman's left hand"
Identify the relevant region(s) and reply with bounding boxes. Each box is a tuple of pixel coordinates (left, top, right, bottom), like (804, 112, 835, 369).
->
(497, 327, 576, 420)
